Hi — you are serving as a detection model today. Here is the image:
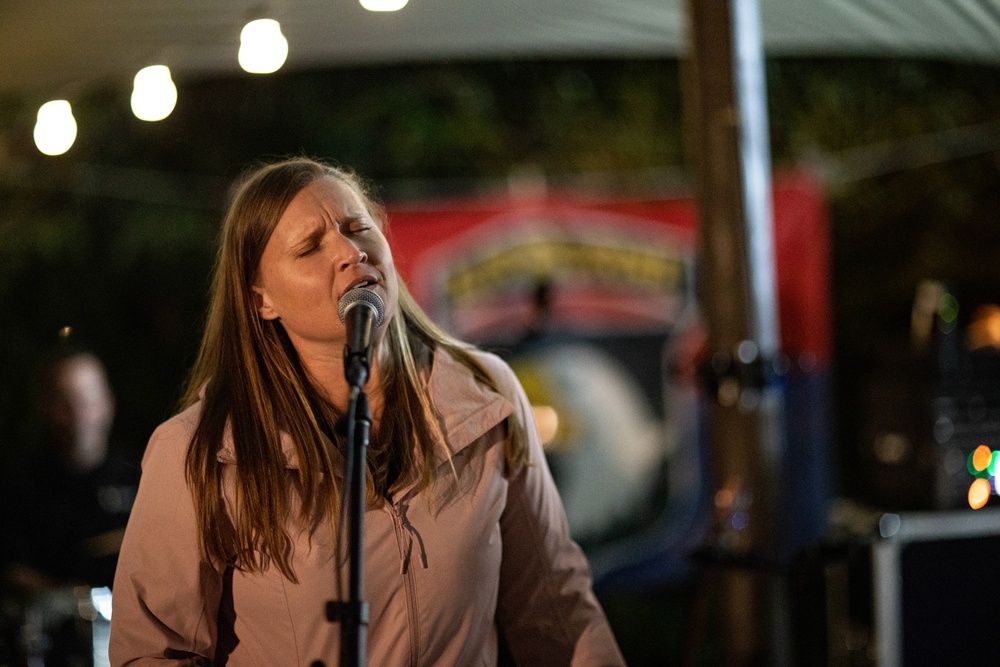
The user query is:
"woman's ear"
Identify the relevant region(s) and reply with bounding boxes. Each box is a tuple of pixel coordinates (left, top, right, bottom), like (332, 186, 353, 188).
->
(252, 285, 279, 321)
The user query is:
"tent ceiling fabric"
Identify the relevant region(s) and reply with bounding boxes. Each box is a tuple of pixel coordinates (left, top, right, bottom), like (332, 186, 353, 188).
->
(2, 0, 1000, 97)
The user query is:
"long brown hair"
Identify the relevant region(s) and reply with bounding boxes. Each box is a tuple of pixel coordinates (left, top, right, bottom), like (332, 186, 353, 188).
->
(181, 158, 526, 580)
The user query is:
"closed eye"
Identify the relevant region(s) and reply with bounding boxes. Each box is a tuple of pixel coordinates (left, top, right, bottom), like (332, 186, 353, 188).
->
(294, 227, 325, 257)
(340, 214, 371, 236)
(296, 243, 319, 257)
(294, 236, 322, 257)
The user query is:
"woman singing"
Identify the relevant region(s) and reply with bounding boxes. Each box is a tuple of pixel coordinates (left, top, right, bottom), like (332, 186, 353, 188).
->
(109, 157, 625, 666)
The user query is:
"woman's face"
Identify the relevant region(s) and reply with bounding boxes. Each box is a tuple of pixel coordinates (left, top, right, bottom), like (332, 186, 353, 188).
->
(253, 176, 398, 355)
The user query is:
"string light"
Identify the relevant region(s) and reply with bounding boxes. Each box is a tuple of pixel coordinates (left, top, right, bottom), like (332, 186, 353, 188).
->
(33, 100, 77, 156)
(238, 19, 288, 74)
(29, 7, 410, 145)
(131, 65, 177, 121)
(360, 0, 409, 11)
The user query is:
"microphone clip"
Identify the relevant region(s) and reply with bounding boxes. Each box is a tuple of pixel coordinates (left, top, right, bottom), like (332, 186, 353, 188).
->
(344, 345, 373, 389)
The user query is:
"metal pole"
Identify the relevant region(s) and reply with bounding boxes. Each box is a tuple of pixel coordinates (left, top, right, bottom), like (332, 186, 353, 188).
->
(683, 0, 788, 664)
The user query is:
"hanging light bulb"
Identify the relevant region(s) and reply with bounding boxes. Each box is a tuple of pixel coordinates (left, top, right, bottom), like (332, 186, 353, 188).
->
(239, 18, 288, 74)
(131, 65, 178, 121)
(360, 0, 408, 10)
(33, 100, 78, 156)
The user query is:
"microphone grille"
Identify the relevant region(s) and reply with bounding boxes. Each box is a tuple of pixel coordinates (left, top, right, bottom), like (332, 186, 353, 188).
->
(338, 288, 385, 327)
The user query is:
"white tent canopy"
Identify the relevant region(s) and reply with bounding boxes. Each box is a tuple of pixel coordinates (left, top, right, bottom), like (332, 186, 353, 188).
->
(3, 0, 1000, 97)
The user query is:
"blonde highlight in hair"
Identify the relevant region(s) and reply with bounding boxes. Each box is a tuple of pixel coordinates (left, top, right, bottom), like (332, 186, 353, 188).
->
(181, 157, 526, 581)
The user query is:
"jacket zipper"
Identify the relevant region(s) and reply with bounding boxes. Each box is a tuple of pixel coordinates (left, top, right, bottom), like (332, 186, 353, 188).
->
(389, 501, 421, 667)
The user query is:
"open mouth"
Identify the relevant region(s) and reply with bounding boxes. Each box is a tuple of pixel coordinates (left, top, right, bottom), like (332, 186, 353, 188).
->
(347, 277, 377, 291)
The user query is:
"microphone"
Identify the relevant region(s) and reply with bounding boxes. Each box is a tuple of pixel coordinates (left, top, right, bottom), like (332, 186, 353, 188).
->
(338, 288, 385, 387)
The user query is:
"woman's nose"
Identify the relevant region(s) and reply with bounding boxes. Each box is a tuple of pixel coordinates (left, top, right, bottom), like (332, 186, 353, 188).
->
(335, 236, 367, 269)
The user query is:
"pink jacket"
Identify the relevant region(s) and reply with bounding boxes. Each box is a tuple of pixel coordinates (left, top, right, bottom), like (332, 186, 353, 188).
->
(109, 349, 626, 666)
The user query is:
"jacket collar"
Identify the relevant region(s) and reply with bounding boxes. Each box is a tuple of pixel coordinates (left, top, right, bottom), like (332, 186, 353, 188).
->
(216, 347, 513, 470)
(425, 347, 513, 465)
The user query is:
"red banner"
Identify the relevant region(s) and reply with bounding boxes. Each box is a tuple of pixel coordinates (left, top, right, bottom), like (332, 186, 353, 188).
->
(386, 169, 831, 360)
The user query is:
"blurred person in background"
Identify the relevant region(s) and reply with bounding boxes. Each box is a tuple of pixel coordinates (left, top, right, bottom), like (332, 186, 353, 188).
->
(1, 343, 139, 593)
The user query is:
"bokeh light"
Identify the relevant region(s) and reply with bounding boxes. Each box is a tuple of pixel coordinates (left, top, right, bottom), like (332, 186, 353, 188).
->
(238, 19, 288, 74)
(966, 304, 1000, 350)
(969, 477, 991, 509)
(131, 65, 177, 121)
(531, 405, 559, 449)
(972, 444, 993, 473)
(360, 0, 409, 10)
(33, 100, 77, 155)
(938, 292, 960, 334)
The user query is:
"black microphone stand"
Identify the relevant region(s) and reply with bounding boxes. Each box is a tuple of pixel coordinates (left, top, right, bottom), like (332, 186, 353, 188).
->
(322, 349, 372, 667)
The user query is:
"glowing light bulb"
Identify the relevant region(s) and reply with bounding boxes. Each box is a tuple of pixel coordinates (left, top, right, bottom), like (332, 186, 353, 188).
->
(969, 478, 991, 509)
(239, 19, 288, 74)
(33, 100, 77, 155)
(360, 0, 409, 11)
(131, 65, 177, 121)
